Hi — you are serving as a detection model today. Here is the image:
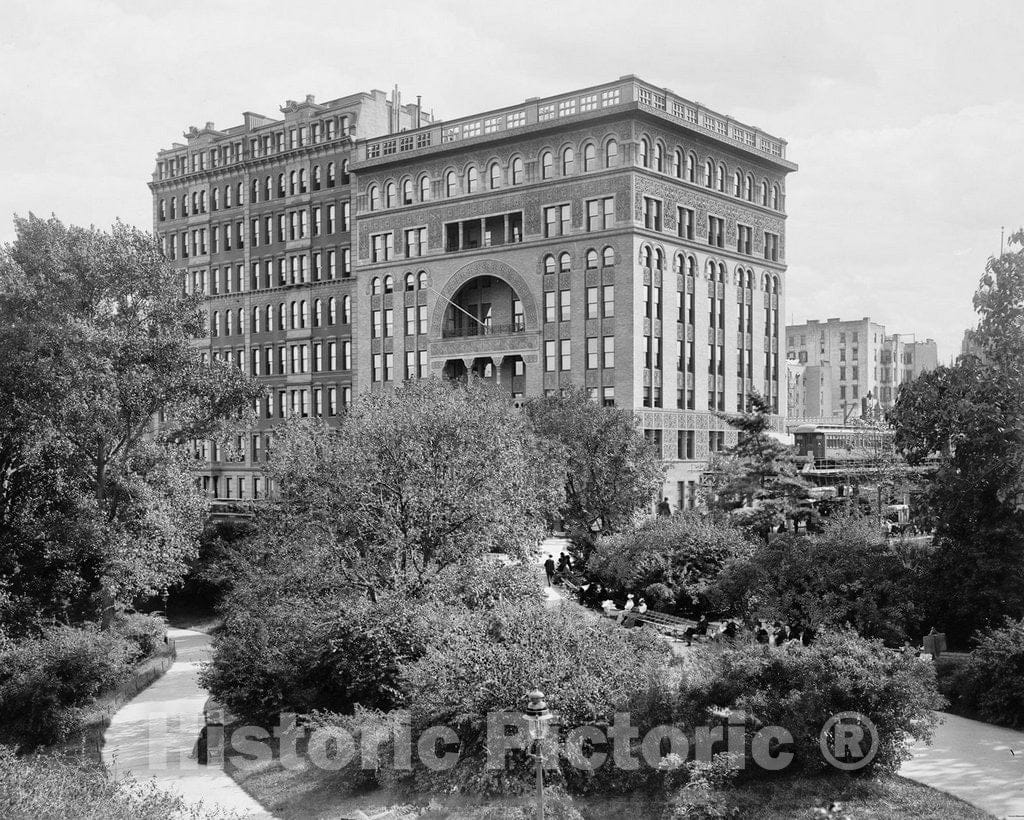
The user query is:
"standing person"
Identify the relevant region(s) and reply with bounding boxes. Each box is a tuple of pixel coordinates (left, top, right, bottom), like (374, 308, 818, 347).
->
(657, 497, 672, 516)
(617, 593, 636, 624)
(557, 553, 569, 574)
(543, 555, 555, 587)
(637, 598, 648, 615)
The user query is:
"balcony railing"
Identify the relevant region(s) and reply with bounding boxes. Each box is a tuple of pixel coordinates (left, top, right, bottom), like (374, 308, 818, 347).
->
(441, 321, 526, 339)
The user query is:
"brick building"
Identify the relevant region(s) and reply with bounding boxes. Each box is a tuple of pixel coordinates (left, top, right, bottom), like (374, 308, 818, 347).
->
(151, 76, 796, 508)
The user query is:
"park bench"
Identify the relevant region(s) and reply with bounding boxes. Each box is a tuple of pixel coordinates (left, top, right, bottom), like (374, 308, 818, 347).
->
(634, 610, 697, 639)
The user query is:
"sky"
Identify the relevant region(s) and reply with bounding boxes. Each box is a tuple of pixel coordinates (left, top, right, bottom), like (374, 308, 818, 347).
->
(2, 0, 1022, 362)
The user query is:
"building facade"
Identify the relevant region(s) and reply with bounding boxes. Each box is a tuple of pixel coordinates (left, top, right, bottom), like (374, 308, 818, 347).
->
(785, 317, 938, 422)
(151, 77, 796, 508)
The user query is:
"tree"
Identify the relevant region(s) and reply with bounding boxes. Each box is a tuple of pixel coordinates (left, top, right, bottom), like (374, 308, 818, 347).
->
(589, 512, 755, 615)
(705, 392, 815, 540)
(263, 379, 564, 601)
(711, 514, 923, 644)
(524, 386, 663, 562)
(0, 215, 259, 630)
(890, 230, 1024, 644)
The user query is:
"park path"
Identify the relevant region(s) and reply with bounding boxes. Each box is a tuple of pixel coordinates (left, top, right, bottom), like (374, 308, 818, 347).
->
(537, 534, 572, 609)
(902, 712, 1024, 820)
(102, 627, 273, 819)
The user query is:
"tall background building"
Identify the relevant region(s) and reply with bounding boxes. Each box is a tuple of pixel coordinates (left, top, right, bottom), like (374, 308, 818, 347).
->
(786, 317, 937, 423)
(151, 77, 796, 509)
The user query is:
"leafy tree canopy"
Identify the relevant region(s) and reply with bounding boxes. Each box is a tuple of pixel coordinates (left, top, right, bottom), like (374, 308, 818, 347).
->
(524, 386, 663, 559)
(0, 215, 259, 630)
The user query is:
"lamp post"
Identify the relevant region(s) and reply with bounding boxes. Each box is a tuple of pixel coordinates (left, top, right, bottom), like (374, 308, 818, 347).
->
(524, 689, 552, 820)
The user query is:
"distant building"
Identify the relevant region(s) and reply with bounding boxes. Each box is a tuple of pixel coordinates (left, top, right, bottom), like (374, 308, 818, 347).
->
(785, 317, 938, 422)
(961, 328, 985, 360)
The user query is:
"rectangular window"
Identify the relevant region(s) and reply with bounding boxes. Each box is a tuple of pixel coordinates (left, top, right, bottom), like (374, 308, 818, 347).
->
(543, 204, 570, 238)
(764, 231, 779, 262)
(587, 337, 599, 369)
(559, 339, 571, 371)
(586, 287, 598, 319)
(708, 216, 725, 248)
(586, 196, 614, 232)
(737, 224, 752, 255)
(559, 289, 571, 322)
(371, 233, 394, 262)
(405, 227, 426, 258)
(603, 335, 615, 368)
(677, 207, 694, 240)
(544, 291, 556, 323)
(544, 340, 556, 372)
(642, 197, 662, 231)
(603, 284, 615, 318)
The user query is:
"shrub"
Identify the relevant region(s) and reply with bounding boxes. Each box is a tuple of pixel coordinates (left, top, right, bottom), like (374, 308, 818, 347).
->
(681, 629, 942, 775)
(661, 753, 741, 820)
(0, 625, 138, 748)
(590, 513, 754, 615)
(389, 599, 672, 798)
(112, 612, 166, 657)
(0, 745, 221, 819)
(958, 617, 1024, 728)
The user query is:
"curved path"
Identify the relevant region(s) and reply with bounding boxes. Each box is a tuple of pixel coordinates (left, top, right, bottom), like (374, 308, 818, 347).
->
(102, 627, 273, 819)
(902, 712, 1024, 819)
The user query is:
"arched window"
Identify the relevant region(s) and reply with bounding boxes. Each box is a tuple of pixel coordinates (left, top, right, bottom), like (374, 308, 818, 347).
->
(402, 178, 413, 204)
(488, 162, 501, 189)
(301, 300, 309, 328)
(718, 262, 727, 283)
(541, 151, 553, 180)
(562, 146, 575, 175)
(760, 180, 769, 206)
(466, 167, 479, 193)
(383, 275, 394, 294)
(642, 246, 653, 269)
(313, 298, 322, 327)
(543, 254, 556, 275)
(558, 252, 571, 273)
(212, 188, 220, 210)
(265, 304, 273, 330)
(511, 156, 524, 185)
(237, 308, 244, 334)
(687, 153, 697, 183)
(371, 277, 381, 295)
(264, 177, 272, 200)
(224, 185, 232, 208)
(583, 143, 596, 172)
(419, 174, 430, 201)
(602, 246, 616, 267)
(445, 171, 456, 197)
(340, 295, 350, 323)
(313, 165, 322, 190)
(159, 199, 166, 220)
(369, 185, 380, 211)
(385, 181, 396, 208)
(653, 141, 664, 172)
(717, 164, 726, 193)
(605, 139, 619, 168)
(585, 249, 598, 269)
(289, 171, 297, 195)
(180, 195, 187, 216)
(405, 272, 415, 291)
(277, 302, 286, 330)
(654, 248, 665, 270)
(704, 160, 714, 188)
(212, 311, 221, 337)
(299, 168, 307, 193)
(341, 159, 350, 185)
(733, 171, 742, 197)
(169, 198, 176, 218)
(771, 184, 780, 210)
(290, 301, 299, 329)
(686, 256, 697, 279)
(252, 306, 261, 333)
(639, 137, 650, 168)
(327, 162, 336, 187)
(673, 149, 683, 178)
(199, 190, 206, 212)
(744, 174, 754, 202)
(328, 296, 337, 324)
(236, 182, 243, 205)
(417, 271, 427, 290)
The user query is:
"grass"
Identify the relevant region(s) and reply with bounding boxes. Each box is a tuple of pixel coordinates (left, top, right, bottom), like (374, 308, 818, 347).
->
(223, 732, 991, 820)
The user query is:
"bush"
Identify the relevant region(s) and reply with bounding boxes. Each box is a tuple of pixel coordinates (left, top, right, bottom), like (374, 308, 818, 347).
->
(0, 626, 138, 749)
(112, 612, 166, 657)
(0, 745, 220, 819)
(957, 618, 1024, 728)
(590, 513, 754, 615)
(681, 629, 942, 775)
(389, 598, 672, 798)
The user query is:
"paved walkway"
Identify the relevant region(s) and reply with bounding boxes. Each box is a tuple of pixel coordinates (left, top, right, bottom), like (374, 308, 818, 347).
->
(102, 627, 273, 819)
(537, 535, 572, 609)
(902, 712, 1024, 819)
